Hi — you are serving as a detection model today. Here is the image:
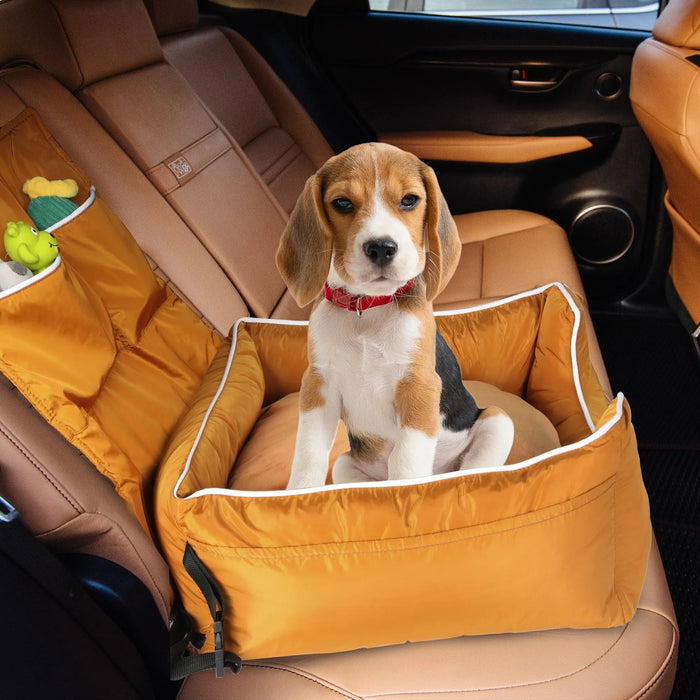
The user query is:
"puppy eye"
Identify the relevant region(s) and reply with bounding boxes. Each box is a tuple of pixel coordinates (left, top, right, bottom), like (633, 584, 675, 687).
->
(400, 194, 419, 210)
(332, 197, 354, 213)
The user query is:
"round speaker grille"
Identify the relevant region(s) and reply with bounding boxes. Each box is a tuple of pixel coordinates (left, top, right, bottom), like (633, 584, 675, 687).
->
(595, 72, 623, 100)
(570, 204, 634, 264)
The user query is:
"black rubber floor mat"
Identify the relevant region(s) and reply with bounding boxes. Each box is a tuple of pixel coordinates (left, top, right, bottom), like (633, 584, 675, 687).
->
(591, 310, 699, 699)
(654, 522, 700, 700)
(592, 313, 699, 449)
(640, 449, 700, 526)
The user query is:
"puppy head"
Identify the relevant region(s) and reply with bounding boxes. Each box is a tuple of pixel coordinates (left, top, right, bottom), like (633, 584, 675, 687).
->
(276, 142, 461, 307)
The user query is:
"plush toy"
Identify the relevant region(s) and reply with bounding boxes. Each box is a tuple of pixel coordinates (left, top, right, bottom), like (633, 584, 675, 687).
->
(23, 176, 79, 230)
(0, 259, 33, 292)
(4, 221, 59, 274)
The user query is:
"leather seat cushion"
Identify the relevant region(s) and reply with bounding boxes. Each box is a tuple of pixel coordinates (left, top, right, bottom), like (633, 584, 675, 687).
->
(177, 537, 677, 700)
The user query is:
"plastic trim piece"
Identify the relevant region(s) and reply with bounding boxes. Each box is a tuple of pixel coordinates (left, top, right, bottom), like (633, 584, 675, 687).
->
(380, 130, 592, 164)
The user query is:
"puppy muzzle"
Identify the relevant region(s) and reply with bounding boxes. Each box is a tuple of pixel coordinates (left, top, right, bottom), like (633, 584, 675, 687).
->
(363, 238, 398, 268)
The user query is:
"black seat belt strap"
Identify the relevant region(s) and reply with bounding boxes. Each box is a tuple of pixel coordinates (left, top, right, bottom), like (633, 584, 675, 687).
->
(170, 542, 242, 680)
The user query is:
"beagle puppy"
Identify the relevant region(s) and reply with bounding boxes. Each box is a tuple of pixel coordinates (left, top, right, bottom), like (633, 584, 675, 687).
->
(276, 142, 514, 489)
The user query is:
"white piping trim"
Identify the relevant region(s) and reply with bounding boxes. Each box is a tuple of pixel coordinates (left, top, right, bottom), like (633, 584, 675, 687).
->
(558, 284, 596, 433)
(239, 317, 309, 328)
(174, 283, 605, 500)
(0, 254, 62, 300)
(47, 186, 96, 233)
(182, 393, 625, 499)
(0, 187, 97, 301)
(434, 281, 560, 316)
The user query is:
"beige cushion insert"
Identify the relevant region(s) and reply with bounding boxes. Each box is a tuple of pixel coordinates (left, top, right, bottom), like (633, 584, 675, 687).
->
(230, 380, 560, 490)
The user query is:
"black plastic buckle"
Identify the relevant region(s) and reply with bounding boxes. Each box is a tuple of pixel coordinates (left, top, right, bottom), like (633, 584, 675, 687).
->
(214, 613, 225, 678)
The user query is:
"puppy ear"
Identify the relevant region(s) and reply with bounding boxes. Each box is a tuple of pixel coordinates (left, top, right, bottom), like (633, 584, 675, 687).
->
(421, 163, 461, 301)
(276, 172, 333, 307)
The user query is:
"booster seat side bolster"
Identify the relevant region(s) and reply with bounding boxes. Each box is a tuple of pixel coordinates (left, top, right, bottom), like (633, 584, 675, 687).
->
(163, 325, 265, 501)
(244, 318, 309, 405)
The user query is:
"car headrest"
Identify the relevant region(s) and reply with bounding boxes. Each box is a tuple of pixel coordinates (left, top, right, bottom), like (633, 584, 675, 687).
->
(48, 0, 164, 87)
(0, 0, 83, 91)
(653, 0, 700, 50)
(142, 0, 199, 38)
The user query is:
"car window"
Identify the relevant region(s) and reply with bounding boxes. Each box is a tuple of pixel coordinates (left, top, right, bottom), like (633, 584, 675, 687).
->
(369, 1, 659, 31)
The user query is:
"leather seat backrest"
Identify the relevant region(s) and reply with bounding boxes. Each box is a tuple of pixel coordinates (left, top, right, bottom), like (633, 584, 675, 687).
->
(630, 0, 700, 330)
(0, 0, 82, 90)
(147, 0, 334, 215)
(1, 0, 251, 336)
(0, 0, 245, 616)
(44, 0, 305, 320)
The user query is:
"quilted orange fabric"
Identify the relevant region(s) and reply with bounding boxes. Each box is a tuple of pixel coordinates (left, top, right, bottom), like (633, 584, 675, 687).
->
(0, 109, 221, 536)
(156, 286, 651, 660)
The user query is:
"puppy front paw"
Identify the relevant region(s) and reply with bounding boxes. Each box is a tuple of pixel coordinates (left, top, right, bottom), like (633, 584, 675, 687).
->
(286, 459, 328, 490)
(387, 429, 437, 480)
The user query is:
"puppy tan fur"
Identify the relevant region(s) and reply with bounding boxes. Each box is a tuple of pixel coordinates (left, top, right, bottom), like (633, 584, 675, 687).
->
(276, 142, 513, 488)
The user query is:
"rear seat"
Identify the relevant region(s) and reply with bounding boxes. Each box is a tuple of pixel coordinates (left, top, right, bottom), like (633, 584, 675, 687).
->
(146, 0, 608, 384)
(47, 0, 603, 336)
(0, 0, 677, 698)
(151, 0, 583, 301)
(151, 0, 334, 215)
(0, 0, 248, 336)
(41, 0, 308, 320)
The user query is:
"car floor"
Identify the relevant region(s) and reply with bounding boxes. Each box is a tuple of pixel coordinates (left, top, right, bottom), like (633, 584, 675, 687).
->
(591, 307, 700, 700)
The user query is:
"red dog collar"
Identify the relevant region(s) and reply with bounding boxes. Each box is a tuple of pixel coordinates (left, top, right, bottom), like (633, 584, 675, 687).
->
(323, 279, 415, 315)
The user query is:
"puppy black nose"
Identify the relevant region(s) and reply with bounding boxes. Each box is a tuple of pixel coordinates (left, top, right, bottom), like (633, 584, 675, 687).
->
(363, 238, 397, 266)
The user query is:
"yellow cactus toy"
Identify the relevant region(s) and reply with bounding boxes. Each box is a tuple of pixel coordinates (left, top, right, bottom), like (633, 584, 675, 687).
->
(23, 176, 79, 230)
(22, 177, 79, 200)
(4, 221, 59, 274)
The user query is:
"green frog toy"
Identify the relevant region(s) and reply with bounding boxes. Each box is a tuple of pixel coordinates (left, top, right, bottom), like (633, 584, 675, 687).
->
(4, 221, 59, 274)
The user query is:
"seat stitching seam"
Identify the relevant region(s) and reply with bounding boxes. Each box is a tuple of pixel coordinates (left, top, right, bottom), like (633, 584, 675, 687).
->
(260, 140, 299, 169)
(366, 629, 629, 696)
(242, 663, 361, 699)
(0, 422, 81, 514)
(366, 612, 677, 697)
(634, 620, 678, 699)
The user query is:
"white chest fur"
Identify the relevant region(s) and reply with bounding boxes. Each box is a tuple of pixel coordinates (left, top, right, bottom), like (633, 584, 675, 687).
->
(290, 300, 513, 488)
(309, 301, 422, 439)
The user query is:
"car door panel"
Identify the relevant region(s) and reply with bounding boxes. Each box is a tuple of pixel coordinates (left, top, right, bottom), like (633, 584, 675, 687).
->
(309, 8, 658, 303)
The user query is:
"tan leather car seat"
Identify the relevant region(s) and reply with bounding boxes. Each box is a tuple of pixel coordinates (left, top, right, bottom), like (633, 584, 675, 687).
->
(0, 0, 678, 697)
(44, 0, 310, 320)
(0, 0, 249, 337)
(631, 0, 700, 345)
(55, 0, 589, 331)
(152, 0, 335, 215)
(145, 0, 607, 380)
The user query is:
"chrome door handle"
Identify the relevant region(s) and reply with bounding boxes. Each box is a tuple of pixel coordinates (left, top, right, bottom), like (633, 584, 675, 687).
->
(510, 67, 562, 92)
